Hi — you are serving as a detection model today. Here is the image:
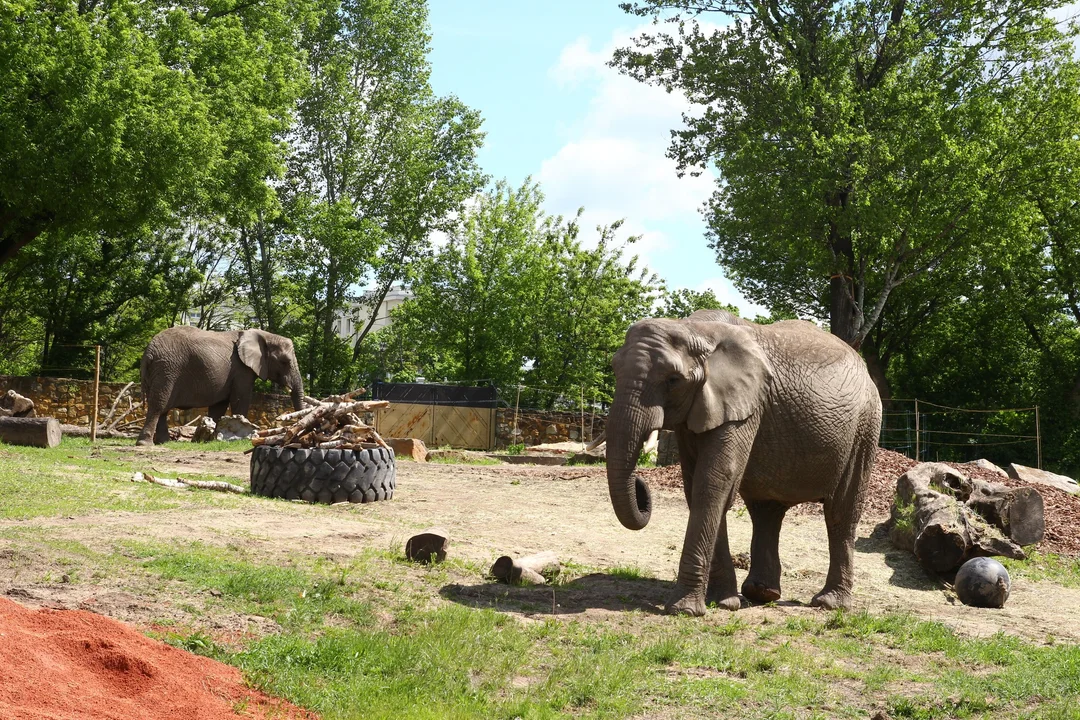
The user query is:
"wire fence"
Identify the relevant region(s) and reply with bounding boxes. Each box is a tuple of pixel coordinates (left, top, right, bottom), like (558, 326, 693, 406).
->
(880, 398, 1041, 469)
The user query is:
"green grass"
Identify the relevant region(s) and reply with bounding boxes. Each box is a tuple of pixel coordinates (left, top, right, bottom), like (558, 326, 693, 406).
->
(2, 437, 1080, 718)
(1002, 551, 1080, 589)
(0, 437, 253, 519)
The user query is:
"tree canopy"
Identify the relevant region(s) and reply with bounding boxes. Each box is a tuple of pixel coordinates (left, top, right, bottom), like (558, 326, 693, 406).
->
(613, 1, 1080, 350)
(0, 0, 307, 264)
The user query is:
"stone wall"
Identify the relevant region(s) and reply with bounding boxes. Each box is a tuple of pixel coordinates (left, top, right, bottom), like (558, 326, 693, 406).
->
(495, 409, 607, 448)
(0, 375, 293, 429)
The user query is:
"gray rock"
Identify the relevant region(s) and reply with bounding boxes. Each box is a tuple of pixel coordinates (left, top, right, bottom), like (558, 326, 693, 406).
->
(214, 414, 259, 441)
(192, 416, 217, 442)
(1007, 463, 1079, 495)
(954, 556, 1011, 608)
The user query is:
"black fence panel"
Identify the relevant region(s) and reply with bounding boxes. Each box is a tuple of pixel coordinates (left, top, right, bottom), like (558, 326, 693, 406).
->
(373, 382, 497, 408)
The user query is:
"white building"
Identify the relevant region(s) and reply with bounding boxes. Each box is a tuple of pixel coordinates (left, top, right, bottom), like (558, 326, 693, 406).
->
(333, 283, 412, 340)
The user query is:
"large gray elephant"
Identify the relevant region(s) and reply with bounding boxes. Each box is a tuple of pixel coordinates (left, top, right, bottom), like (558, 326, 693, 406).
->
(607, 310, 881, 616)
(137, 326, 305, 446)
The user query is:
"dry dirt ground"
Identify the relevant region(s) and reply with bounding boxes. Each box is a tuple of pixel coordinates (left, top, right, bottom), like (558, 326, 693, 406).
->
(2, 446, 1079, 644)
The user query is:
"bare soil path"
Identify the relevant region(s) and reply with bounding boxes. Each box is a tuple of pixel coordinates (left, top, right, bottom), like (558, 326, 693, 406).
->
(3, 446, 1079, 643)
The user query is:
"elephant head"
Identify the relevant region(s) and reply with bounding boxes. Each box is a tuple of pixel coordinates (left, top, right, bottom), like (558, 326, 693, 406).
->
(606, 318, 773, 530)
(237, 329, 305, 410)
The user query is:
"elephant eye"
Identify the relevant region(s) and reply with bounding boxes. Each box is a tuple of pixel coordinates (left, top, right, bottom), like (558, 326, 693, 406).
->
(666, 374, 682, 387)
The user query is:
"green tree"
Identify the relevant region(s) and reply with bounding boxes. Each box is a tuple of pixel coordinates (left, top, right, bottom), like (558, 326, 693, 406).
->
(391, 180, 544, 389)
(659, 288, 739, 318)
(0, 0, 307, 264)
(267, 0, 484, 395)
(613, 1, 1080, 349)
(382, 180, 660, 405)
(523, 217, 660, 406)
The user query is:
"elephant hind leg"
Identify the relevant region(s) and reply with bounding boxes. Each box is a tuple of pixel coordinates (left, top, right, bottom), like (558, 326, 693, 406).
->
(705, 514, 743, 611)
(154, 415, 170, 445)
(812, 434, 876, 610)
(207, 399, 229, 422)
(742, 499, 787, 604)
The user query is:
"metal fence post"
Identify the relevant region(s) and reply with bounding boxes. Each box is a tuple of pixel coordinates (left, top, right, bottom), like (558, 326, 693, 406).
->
(914, 398, 920, 461)
(1036, 405, 1042, 469)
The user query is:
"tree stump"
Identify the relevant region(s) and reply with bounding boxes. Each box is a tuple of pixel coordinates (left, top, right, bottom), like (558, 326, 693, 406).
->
(405, 528, 448, 564)
(0, 417, 62, 448)
(490, 551, 561, 585)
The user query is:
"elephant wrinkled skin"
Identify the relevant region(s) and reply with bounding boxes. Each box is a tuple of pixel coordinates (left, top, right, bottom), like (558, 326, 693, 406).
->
(137, 326, 305, 446)
(606, 310, 881, 616)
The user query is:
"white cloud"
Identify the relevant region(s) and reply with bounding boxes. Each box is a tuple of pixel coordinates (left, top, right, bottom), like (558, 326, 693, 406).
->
(538, 24, 721, 282)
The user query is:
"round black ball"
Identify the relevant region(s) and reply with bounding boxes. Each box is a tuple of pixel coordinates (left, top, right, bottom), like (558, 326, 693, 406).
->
(955, 557, 1011, 608)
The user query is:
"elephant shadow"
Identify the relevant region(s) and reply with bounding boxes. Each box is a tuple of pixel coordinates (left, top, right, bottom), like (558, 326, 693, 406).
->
(440, 573, 676, 616)
(855, 521, 945, 591)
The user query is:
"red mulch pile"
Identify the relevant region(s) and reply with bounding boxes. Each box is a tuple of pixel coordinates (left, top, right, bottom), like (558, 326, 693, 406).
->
(640, 448, 1080, 557)
(0, 597, 315, 720)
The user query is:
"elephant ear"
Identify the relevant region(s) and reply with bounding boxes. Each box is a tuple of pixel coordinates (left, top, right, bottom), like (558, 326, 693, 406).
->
(686, 324, 773, 434)
(237, 330, 270, 380)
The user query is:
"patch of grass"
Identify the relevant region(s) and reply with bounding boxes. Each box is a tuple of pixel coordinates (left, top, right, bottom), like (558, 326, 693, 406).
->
(174, 439, 253, 452)
(0, 439, 204, 519)
(426, 454, 502, 466)
(503, 443, 525, 455)
(607, 565, 653, 580)
(1001, 551, 1080, 589)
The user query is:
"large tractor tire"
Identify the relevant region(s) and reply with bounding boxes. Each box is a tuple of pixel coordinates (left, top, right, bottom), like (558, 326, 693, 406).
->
(250, 445, 395, 504)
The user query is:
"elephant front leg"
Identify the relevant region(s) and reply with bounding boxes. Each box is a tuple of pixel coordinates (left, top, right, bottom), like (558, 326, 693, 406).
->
(666, 421, 756, 616)
(742, 500, 788, 604)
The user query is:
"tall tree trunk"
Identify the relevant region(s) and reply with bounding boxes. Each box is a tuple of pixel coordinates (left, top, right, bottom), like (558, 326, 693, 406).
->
(861, 333, 892, 407)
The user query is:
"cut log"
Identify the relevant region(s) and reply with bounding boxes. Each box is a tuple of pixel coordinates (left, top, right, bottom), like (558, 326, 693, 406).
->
(890, 463, 1027, 573)
(0, 416, 61, 448)
(966, 483, 1044, 546)
(404, 528, 449, 564)
(490, 551, 561, 585)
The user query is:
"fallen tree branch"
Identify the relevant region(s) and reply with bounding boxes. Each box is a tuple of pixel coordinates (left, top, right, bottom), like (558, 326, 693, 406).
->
(131, 471, 248, 494)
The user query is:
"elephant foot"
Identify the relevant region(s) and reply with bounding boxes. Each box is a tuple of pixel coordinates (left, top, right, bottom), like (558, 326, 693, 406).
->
(742, 579, 781, 604)
(811, 587, 852, 611)
(136, 438, 154, 447)
(665, 585, 707, 617)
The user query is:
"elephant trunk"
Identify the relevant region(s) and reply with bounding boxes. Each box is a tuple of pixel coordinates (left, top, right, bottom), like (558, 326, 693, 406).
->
(287, 370, 305, 411)
(606, 388, 663, 531)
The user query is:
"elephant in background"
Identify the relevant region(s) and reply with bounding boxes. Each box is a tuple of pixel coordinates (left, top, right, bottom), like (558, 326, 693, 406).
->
(606, 310, 881, 616)
(137, 326, 305, 446)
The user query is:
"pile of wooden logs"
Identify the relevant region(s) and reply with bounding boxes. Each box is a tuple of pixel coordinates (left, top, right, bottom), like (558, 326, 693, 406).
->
(250, 390, 391, 451)
(889, 463, 1045, 573)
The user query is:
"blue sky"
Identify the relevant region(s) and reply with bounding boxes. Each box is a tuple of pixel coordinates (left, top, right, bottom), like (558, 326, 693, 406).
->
(427, 1, 768, 317)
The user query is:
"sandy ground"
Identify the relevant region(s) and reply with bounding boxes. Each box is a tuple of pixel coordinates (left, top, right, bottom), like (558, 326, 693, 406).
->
(2, 447, 1079, 643)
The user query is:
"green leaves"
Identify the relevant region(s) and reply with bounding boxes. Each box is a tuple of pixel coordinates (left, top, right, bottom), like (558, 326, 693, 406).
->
(378, 179, 660, 404)
(612, 1, 1080, 347)
(0, 0, 306, 262)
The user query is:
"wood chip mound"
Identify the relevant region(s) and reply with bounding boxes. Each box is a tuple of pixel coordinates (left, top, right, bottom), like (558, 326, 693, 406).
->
(251, 389, 391, 451)
(640, 448, 1080, 557)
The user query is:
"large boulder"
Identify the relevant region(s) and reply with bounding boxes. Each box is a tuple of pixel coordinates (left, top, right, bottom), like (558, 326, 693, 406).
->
(1007, 463, 1079, 496)
(0, 390, 35, 418)
(215, 415, 258, 441)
